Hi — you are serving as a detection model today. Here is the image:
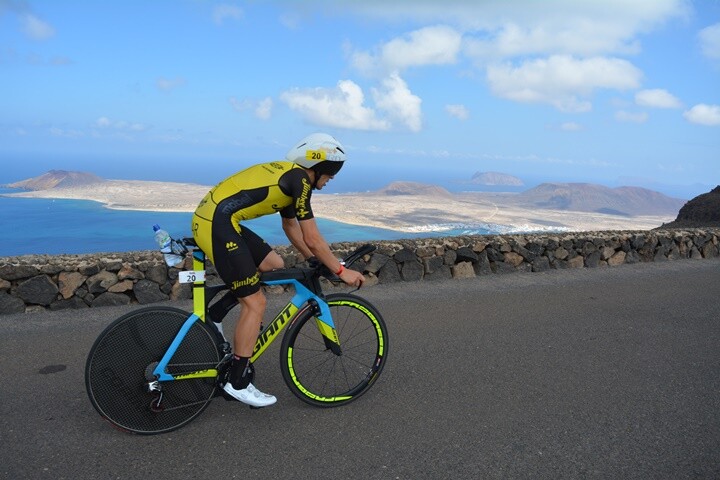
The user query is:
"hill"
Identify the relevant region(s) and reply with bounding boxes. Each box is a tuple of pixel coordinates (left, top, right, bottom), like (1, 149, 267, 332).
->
(514, 183, 685, 216)
(375, 181, 453, 198)
(470, 171, 524, 186)
(659, 186, 720, 228)
(5, 170, 104, 190)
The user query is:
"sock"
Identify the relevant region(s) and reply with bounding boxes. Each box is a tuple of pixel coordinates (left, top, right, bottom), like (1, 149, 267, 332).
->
(229, 355, 252, 390)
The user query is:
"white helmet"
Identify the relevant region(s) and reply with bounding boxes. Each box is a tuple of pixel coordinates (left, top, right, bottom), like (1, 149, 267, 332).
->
(286, 133, 346, 176)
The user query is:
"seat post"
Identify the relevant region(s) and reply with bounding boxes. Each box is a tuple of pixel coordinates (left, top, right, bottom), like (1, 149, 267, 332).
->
(191, 248, 207, 321)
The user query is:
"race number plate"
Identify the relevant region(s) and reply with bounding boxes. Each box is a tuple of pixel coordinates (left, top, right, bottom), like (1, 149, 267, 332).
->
(179, 270, 206, 284)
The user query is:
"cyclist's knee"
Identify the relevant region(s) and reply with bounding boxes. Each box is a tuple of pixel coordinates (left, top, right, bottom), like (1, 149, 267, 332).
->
(239, 290, 267, 313)
(259, 251, 284, 271)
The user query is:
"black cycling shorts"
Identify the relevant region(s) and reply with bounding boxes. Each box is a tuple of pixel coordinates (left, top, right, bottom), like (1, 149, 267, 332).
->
(210, 222, 272, 298)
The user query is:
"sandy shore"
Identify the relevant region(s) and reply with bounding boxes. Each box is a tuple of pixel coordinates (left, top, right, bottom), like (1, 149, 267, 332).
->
(3, 180, 672, 233)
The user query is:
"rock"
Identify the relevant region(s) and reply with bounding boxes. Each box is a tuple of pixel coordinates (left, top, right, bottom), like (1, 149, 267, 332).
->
(394, 248, 418, 263)
(366, 253, 390, 274)
(485, 247, 504, 263)
(607, 251, 626, 266)
(424, 265, 452, 281)
(452, 262, 475, 279)
(567, 256, 585, 269)
(423, 256, 445, 274)
(117, 264, 145, 281)
(58, 271, 87, 300)
(145, 265, 168, 285)
(473, 251, 492, 275)
(456, 247, 479, 264)
(0, 292, 25, 314)
(50, 297, 90, 310)
(584, 251, 602, 268)
(77, 263, 101, 276)
(401, 261, 424, 281)
(134, 279, 169, 304)
(92, 292, 132, 307)
(702, 242, 719, 258)
(0, 264, 40, 281)
(170, 281, 192, 300)
(86, 270, 118, 294)
(16, 275, 58, 306)
(600, 247, 616, 261)
(532, 257, 551, 272)
(107, 279, 134, 293)
(491, 262, 516, 274)
(503, 252, 524, 267)
(378, 261, 402, 284)
(443, 249, 457, 265)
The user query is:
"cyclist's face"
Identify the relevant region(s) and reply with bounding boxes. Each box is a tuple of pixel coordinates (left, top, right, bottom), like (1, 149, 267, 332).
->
(315, 174, 334, 190)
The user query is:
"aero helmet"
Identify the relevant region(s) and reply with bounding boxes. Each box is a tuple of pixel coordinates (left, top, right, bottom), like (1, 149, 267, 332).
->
(286, 133, 346, 177)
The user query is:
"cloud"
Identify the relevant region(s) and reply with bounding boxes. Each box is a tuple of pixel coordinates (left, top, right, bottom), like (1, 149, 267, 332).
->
(280, 74, 421, 131)
(330, 0, 688, 57)
(635, 89, 682, 108)
(255, 97, 273, 120)
(280, 80, 390, 131)
(560, 122, 582, 131)
(615, 110, 648, 123)
(487, 55, 642, 112)
(22, 13, 55, 40)
(683, 104, 720, 126)
(95, 116, 147, 131)
(50, 127, 83, 138)
(213, 4, 243, 25)
(156, 77, 186, 91)
(445, 104, 469, 120)
(372, 73, 422, 131)
(229, 96, 274, 120)
(698, 22, 720, 60)
(351, 25, 462, 75)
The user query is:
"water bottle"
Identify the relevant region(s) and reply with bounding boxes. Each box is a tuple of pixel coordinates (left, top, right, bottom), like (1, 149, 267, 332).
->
(152, 224, 184, 267)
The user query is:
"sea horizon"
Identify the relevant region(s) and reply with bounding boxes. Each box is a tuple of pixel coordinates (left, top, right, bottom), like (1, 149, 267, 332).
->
(0, 188, 497, 257)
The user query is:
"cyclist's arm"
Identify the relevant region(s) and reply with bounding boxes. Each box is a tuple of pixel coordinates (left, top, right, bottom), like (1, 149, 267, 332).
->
(281, 216, 313, 259)
(297, 217, 364, 286)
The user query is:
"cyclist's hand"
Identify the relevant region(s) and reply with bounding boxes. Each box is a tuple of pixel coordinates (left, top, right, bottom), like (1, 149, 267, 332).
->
(339, 268, 365, 288)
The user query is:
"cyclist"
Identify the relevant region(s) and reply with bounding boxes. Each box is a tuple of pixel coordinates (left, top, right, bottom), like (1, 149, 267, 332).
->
(191, 133, 365, 407)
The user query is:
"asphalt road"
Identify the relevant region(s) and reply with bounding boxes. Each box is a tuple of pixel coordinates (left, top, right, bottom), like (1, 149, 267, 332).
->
(1, 258, 719, 479)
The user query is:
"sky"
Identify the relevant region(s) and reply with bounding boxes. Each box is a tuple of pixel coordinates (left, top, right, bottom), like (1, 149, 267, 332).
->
(1, 0, 719, 198)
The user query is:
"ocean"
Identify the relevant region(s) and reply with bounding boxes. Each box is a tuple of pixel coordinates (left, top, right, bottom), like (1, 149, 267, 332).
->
(0, 188, 495, 257)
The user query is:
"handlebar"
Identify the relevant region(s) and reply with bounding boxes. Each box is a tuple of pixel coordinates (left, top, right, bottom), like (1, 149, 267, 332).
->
(316, 243, 376, 282)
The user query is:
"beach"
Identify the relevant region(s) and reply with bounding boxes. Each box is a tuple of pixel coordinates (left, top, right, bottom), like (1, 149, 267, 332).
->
(4, 179, 674, 233)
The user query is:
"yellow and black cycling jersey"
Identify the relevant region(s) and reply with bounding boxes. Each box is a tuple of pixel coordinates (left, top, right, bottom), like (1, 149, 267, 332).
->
(192, 161, 314, 264)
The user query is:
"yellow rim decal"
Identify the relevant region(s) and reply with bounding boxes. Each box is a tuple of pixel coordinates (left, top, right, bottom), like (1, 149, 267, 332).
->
(330, 300, 385, 356)
(286, 299, 385, 402)
(287, 347, 352, 402)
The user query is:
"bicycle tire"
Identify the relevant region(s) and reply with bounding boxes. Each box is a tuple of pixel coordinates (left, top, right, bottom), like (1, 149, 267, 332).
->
(85, 306, 221, 434)
(280, 293, 388, 407)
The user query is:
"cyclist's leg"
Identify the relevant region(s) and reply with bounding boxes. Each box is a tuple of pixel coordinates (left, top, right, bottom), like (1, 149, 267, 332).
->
(211, 223, 276, 406)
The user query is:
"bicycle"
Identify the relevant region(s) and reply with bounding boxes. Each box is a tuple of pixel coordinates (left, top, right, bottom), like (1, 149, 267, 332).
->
(84, 240, 388, 435)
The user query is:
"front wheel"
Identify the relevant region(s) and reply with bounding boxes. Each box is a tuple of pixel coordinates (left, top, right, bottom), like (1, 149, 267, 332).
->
(280, 293, 388, 407)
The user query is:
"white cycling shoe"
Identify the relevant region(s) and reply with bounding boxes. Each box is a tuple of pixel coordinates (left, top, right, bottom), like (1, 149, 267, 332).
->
(223, 382, 277, 407)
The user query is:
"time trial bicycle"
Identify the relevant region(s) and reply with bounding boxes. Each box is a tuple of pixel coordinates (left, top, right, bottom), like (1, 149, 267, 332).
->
(84, 240, 388, 435)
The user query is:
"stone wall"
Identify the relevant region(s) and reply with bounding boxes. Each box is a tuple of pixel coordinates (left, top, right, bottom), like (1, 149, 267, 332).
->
(1, 228, 718, 315)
